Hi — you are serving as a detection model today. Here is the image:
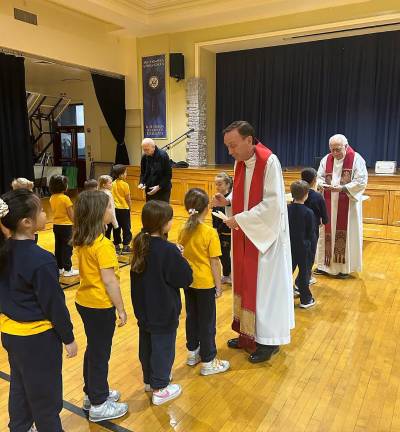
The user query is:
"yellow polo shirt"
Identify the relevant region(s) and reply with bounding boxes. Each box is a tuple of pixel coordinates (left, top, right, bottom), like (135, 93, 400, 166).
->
(112, 179, 130, 209)
(0, 315, 53, 336)
(50, 193, 73, 225)
(180, 223, 221, 289)
(75, 235, 120, 309)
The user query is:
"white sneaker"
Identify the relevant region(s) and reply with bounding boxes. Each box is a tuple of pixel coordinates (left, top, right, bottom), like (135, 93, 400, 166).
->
(299, 298, 317, 309)
(88, 399, 128, 422)
(27, 426, 37, 432)
(59, 269, 64, 276)
(186, 347, 201, 366)
(83, 389, 121, 411)
(309, 277, 317, 285)
(152, 384, 182, 406)
(63, 268, 79, 277)
(293, 286, 300, 298)
(200, 358, 230, 376)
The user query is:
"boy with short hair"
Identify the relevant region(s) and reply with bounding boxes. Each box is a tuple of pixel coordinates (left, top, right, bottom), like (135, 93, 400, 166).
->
(301, 168, 329, 280)
(288, 180, 316, 309)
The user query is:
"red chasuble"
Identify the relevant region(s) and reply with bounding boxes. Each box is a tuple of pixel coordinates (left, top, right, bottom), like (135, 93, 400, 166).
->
(323, 146, 355, 265)
(231, 143, 272, 351)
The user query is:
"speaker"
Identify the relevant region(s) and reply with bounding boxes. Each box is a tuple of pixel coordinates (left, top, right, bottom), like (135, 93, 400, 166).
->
(169, 53, 185, 81)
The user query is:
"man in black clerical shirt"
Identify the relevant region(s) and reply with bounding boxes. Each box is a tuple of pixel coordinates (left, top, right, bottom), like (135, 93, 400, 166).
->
(138, 138, 172, 202)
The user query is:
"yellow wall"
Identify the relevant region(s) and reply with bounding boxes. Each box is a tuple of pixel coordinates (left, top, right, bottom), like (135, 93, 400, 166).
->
(0, 0, 139, 109)
(136, 0, 400, 164)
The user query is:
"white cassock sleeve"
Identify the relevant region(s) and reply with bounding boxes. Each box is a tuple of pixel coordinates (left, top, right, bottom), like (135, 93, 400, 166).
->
(345, 153, 368, 201)
(234, 156, 283, 254)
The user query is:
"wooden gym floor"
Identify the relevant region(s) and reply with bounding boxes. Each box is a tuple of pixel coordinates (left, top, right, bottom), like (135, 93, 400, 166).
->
(1, 202, 400, 432)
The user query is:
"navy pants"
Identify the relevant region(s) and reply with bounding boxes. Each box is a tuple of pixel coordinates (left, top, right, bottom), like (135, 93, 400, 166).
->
(113, 209, 132, 246)
(1, 329, 63, 432)
(292, 247, 313, 304)
(76, 304, 116, 405)
(138, 329, 176, 390)
(184, 288, 217, 363)
(219, 234, 231, 277)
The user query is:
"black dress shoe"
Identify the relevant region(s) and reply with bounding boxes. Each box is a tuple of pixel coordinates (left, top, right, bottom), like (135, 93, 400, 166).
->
(248, 346, 279, 363)
(227, 338, 240, 349)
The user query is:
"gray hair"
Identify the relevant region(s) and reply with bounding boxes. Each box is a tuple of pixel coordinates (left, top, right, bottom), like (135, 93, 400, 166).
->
(329, 134, 348, 147)
(141, 138, 155, 147)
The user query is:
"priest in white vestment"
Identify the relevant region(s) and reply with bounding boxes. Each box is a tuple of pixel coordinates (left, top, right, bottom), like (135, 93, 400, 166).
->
(315, 134, 368, 278)
(213, 121, 294, 364)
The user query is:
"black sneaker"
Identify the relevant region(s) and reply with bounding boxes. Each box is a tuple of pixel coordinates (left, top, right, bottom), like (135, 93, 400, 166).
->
(121, 245, 132, 254)
(115, 245, 121, 254)
(336, 273, 350, 279)
(299, 298, 316, 309)
(313, 268, 327, 275)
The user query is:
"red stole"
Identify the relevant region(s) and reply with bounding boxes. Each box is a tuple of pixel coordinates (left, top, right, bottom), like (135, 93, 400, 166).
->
(232, 143, 272, 351)
(324, 146, 355, 265)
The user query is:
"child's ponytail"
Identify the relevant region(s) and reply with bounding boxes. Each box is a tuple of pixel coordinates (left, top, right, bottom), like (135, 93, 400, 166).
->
(131, 200, 173, 274)
(0, 190, 41, 272)
(131, 230, 151, 274)
(0, 198, 10, 272)
(179, 188, 209, 245)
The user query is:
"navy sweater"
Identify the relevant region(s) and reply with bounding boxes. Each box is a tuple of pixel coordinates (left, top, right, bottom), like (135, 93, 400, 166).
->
(304, 189, 329, 235)
(0, 239, 74, 344)
(130, 237, 193, 333)
(287, 203, 315, 252)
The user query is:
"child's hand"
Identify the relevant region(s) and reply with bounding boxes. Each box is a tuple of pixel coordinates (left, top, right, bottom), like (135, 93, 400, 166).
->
(65, 340, 78, 358)
(118, 309, 127, 327)
(176, 243, 184, 255)
(215, 287, 223, 298)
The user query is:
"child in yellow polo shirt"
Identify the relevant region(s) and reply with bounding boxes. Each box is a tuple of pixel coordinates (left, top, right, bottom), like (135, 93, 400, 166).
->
(178, 188, 230, 376)
(72, 190, 128, 423)
(111, 164, 132, 254)
(49, 175, 78, 277)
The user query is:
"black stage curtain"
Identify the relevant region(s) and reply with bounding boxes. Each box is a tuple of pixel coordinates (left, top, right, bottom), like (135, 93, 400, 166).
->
(91, 73, 130, 165)
(215, 30, 400, 167)
(0, 53, 33, 194)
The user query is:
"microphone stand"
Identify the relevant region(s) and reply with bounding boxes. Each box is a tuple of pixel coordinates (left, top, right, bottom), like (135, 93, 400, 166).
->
(161, 129, 194, 151)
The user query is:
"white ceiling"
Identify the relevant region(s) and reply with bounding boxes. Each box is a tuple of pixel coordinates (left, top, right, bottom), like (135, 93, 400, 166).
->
(25, 57, 91, 90)
(46, 0, 371, 37)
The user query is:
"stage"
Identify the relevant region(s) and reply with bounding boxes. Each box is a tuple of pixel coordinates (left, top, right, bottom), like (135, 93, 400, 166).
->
(126, 165, 400, 243)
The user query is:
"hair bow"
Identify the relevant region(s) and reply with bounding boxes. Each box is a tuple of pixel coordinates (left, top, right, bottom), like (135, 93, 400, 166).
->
(0, 199, 9, 218)
(188, 208, 199, 216)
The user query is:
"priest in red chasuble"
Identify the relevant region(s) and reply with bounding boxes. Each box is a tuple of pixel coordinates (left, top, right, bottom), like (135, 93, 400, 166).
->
(315, 134, 368, 279)
(212, 121, 294, 363)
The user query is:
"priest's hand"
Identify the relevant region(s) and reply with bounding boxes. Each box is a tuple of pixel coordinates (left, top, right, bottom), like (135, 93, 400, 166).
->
(147, 185, 160, 195)
(138, 183, 146, 190)
(224, 216, 239, 230)
(212, 193, 229, 207)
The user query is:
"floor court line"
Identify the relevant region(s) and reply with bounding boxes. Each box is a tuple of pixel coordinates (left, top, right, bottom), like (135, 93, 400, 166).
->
(0, 371, 134, 432)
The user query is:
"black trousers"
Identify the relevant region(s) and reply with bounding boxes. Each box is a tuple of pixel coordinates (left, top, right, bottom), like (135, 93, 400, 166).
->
(1, 330, 63, 432)
(184, 288, 217, 363)
(105, 223, 113, 240)
(53, 225, 72, 271)
(310, 231, 319, 268)
(138, 329, 176, 390)
(292, 247, 312, 304)
(76, 304, 116, 405)
(113, 209, 132, 246)
(145, 188, 171, 203)
(219, 234, 231, 277)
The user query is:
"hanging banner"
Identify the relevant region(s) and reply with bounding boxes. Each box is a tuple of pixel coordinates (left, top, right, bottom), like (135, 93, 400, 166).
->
(142, 54, 166, 139)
